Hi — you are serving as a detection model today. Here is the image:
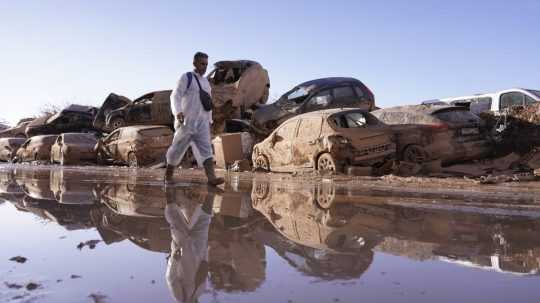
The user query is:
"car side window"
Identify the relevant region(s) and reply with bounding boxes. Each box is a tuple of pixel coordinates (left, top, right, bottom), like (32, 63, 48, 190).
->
(525, 95, 536, 106)
(353, 86, 365, 98)
(297, 118, 322, 140)
(332, 86, 357, 106)
(276, 120, 298, 140)
(500, 92, 525, 110)
(305, 89, 333, 111)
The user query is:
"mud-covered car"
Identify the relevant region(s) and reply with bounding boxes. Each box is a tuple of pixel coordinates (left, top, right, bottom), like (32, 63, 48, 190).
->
(98, 90, 173, 132)
(14, 135, 58, 163)
(50, 169, 98, 205)
(252, 108, 395, 174)
(207, 60, 270, 133)
(25, 105, 98, 137)
(252, 77, 375, 133)
(0, 137, 26, 162)
(372, 105, 492, 164)
(95, 125, 173, 167)
(92, 93, 132, 131)
(50, 133, 98, 165)
(0, 118, 34, 138)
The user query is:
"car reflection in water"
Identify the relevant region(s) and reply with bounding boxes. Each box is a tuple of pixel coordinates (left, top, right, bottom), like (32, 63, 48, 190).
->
(3, 166, 540, 301)
(251, 179, 540, 276)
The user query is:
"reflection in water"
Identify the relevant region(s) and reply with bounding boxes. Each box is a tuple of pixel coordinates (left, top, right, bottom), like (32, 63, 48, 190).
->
(251, 179, 540, 276)
(165, 186, 215, 303)
(2, 166, 540, 302)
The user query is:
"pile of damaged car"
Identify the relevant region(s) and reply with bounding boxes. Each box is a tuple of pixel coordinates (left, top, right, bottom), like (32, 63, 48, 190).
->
(2, 60, 540, 184)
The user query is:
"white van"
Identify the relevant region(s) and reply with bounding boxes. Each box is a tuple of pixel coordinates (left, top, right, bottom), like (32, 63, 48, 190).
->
(441, 88, 540, 115)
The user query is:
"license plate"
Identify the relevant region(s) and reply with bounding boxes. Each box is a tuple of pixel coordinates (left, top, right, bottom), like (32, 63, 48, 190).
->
(461, 128, 479, 135)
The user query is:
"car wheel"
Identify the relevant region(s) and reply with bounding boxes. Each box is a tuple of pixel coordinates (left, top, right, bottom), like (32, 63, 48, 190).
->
(402, 144, 429, 163)
(253, 154, 270, 172)
(317, 153, 340, 174)
(110, 118, 125, 131)
(315, 182, 336, 209)
(128, 152, 138, 168)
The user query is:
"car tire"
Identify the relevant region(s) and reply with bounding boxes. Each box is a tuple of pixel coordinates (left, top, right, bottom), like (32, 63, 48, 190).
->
(317, 153, 340, 174)
(110, 118, 125, 131)
(402, 144, 429, 163)
(128, 152, 138, 168)
(253, 154, 270, 172)
(315, 182, 336, 210)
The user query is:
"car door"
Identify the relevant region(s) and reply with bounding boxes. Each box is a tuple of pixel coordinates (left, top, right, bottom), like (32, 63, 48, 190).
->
(293, 117, 323, 168)
(268, 119, 299, 169)
(128, 99, 152, 124)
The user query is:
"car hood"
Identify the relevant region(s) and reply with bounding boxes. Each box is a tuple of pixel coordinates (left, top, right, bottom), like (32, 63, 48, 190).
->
(252, 103, 291, 130)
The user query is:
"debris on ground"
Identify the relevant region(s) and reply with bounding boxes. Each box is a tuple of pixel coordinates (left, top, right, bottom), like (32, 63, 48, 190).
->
(88, 293, 108, 303)
(230, 159, 252, 172)
(26, 282, 40, 291)
(77, 240, 102, 250)
(71, 274, 82, 279)
(9, 256, 27, 263)
(4, 282, 23, 289)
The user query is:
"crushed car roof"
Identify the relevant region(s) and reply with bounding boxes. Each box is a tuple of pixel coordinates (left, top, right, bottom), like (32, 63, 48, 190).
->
(213, 60, 261, 68)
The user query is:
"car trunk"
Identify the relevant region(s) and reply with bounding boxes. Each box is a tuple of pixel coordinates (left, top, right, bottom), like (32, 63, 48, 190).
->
(432, 108, 485, 142)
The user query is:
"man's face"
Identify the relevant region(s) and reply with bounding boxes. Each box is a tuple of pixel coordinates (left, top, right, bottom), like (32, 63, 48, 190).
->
(194, 57, 208, 75)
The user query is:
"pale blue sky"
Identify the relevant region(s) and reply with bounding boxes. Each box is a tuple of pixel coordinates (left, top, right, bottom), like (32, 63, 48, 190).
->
(1, 0, 539, 124)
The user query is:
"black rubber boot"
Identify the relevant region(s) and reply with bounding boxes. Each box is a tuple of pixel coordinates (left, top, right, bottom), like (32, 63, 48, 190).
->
(203, 158, 224, 186)
(164, 164, 175, 185)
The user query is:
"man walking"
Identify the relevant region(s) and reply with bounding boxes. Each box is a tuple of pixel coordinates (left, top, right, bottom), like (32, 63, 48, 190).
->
(164, 52, 224, 186)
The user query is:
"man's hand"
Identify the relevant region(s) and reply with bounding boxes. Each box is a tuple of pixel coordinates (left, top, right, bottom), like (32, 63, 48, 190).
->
(176, 113, 184, 124)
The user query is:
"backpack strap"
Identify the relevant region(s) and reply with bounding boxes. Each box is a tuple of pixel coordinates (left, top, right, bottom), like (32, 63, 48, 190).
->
(186, 72, 193, 90)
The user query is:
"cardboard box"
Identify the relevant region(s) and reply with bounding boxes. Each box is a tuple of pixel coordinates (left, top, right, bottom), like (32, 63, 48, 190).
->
(212, 133, 244, 168)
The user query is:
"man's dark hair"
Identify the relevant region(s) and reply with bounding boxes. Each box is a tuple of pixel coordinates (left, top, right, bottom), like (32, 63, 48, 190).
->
(194, 52, 208, 61)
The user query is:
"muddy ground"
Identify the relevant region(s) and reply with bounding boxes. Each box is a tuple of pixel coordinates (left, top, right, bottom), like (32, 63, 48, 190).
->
(1, 163, 540, 303)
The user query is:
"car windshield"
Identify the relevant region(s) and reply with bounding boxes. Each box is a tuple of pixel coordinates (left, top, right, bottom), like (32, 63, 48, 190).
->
(525, 89, 540, 99)
(433, 109, 480, 124)
(277, 86, 311, 106)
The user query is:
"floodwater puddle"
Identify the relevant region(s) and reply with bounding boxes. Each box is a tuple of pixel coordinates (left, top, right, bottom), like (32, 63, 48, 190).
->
(1, 164, 540, 302)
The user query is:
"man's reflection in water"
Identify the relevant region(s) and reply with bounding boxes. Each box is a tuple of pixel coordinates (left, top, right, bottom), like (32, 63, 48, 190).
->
(165, 186, 217, 303)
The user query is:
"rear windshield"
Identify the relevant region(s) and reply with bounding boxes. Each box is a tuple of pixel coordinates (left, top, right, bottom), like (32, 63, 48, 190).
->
(434, 109, 480, 124)
(330, 111, 379, 128)
(65, 134, 96, 144)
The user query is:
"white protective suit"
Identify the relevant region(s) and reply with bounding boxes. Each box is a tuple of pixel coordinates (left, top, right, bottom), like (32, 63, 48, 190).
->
(166, 72, 213, 167)
(165, 202, 212, 303)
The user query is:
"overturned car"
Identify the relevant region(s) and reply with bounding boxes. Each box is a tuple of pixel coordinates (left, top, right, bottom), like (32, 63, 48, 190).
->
(95, 91, 173, 132)
(207, 60, 270, 133)
(252, 77, 375, 134)
(50, 133, 98, 165)
(95, 125, 173, 167)
(372, 105, 492, 164)
(25, 105, 98, 137)
(252, 108, 395, 174)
